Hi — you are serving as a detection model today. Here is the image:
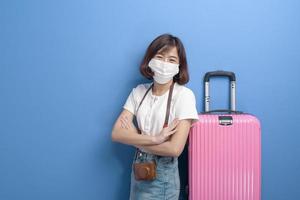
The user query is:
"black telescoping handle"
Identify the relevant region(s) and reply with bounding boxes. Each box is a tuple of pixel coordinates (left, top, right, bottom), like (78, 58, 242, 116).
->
(202, 109, 243, 114)
(204, 70, 237, 113)
(204, 71, 236, 82)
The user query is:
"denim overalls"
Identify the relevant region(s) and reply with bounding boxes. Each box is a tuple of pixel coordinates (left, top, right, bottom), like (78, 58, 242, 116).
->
(129, 149, 180, 200)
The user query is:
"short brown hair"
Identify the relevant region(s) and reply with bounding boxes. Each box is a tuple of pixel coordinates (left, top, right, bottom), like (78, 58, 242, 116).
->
(139, 33, 189, 85)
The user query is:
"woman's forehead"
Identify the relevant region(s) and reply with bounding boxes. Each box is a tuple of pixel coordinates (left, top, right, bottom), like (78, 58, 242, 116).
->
(157, 46, 178, 57)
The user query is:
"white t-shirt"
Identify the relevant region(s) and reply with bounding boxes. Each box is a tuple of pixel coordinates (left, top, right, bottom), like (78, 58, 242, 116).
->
(123, 81, 199, 143)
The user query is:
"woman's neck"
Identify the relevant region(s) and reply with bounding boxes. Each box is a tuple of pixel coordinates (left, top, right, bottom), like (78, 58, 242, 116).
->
(152, 80, 174, 96)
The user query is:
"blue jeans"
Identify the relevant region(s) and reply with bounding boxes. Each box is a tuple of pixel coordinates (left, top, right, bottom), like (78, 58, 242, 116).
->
(129, 150, 180, 200)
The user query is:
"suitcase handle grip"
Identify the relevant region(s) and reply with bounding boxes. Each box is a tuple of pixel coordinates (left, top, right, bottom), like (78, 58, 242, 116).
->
(204, 71, 236, 112)
(202, 109, 243, 114)
(204, 70, 236, 82)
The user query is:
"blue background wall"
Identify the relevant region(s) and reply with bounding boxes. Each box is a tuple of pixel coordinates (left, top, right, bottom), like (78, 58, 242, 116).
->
(1, 0, 299, 199)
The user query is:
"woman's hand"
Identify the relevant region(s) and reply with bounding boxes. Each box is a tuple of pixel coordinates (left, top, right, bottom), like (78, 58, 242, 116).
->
(120, 115, 139, 133)
(153, 118, 179, 144)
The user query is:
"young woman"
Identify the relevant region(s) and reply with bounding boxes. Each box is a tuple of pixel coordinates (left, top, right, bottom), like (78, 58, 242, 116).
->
(111, 33, 199, 199)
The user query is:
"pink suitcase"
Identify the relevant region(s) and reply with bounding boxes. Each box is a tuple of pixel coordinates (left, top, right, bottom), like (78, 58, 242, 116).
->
(188, 71, 261, 200)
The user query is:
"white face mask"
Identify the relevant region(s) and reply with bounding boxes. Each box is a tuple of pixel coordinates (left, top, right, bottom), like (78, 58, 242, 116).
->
(148, 58, 179, 84)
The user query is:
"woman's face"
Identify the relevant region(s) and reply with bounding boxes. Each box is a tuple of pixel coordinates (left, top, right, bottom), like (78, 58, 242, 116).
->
(153, 46, 180, 65)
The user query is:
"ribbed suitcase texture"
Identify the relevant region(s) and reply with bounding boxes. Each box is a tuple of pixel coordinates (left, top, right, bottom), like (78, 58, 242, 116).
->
(188, 71, 261, 200)
(189, 114, 261, 200)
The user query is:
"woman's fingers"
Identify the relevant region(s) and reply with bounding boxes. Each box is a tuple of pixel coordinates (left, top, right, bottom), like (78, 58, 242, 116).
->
(170, 128, 177, 135)
(120, 119, 127, 129)
(162, 130, 176, 142)
(120, 117, 129, 129)
(120, 116, 136, 131)
(168, 118, 180, 130)
(124, 116, 129, 123)
(165, 128, 177, 137)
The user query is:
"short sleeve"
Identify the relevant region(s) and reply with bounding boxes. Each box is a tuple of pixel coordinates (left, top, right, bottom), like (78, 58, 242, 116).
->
(174, 89, 199, 126)
(123, 88, 136, 115)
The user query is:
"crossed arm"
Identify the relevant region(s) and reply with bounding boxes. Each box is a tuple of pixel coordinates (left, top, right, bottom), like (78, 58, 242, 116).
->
(111, 109, 192, 157)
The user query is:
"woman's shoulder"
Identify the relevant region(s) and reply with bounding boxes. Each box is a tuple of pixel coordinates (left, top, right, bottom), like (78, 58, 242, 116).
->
(172, 83, 197, 107)
(129, 82, 152, 101)
(174, 82, 195, 98)
(133, 82, 151, 93)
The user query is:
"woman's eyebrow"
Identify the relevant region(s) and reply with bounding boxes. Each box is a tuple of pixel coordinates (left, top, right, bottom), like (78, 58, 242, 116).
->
(169, 56, 179, 59)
